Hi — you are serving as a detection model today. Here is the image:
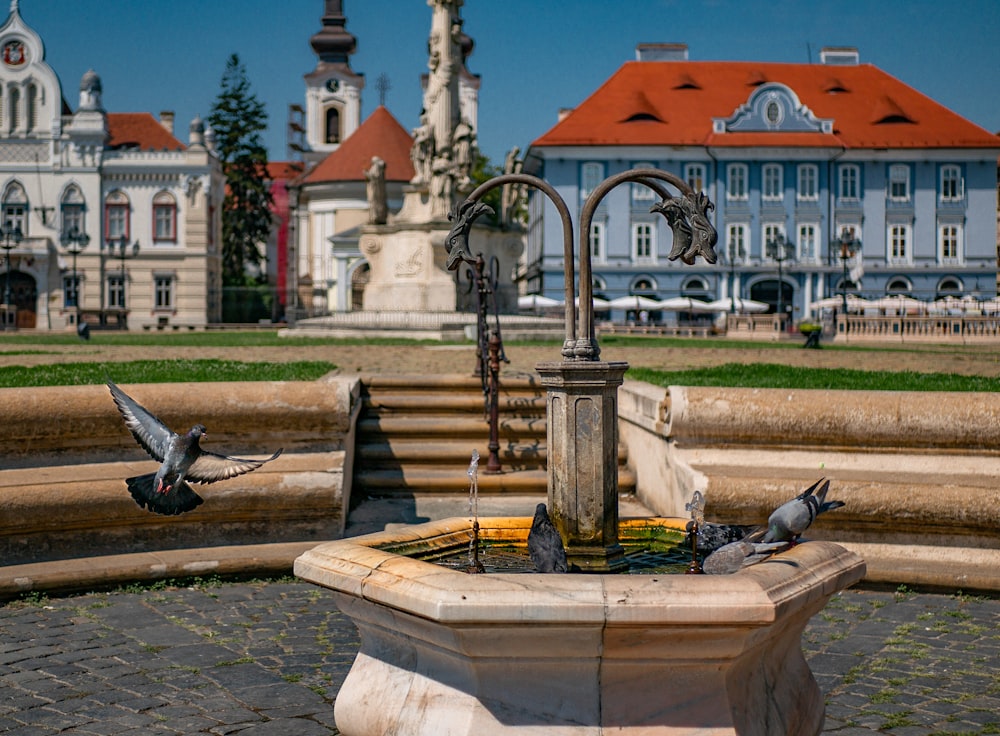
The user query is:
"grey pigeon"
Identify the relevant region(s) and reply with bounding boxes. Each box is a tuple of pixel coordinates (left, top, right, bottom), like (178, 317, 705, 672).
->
(703, 539, 791, 575)
(527, 503, 568, 573)
(686, 521, 761, 554)
(108, 381, 282, 516)
(761, 478, 844, 544)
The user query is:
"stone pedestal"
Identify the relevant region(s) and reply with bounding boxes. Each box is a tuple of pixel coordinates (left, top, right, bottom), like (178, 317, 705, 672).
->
(536, 360, 629, 572)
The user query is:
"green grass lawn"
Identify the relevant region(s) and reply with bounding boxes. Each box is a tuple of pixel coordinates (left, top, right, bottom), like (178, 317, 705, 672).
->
(628, 363, 1000, 392)
(0, 359, 336, 388)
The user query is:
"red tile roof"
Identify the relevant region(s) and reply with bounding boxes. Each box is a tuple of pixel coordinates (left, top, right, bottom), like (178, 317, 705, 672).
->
(107, 113, 186, 151)
(532, 61, 1000, 150)
(302, 105, 415, 184)
(265, 161, 305, 181)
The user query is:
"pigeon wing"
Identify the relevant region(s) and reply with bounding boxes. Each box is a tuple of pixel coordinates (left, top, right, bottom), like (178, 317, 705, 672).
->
(186, 448, 283, 485)
(107, 381, 175, 461)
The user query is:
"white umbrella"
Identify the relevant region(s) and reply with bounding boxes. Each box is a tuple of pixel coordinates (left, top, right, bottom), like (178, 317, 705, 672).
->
(706, 297, 769, 313)
(607, 295, 662, 310)
(874, 295, 926, 315)
(812, 295, 870, 312)
(977, 297, 1000, 315)
(574, 296, 611, 310)
(517, 294, 562, 309)
(656, 297, 714, 312)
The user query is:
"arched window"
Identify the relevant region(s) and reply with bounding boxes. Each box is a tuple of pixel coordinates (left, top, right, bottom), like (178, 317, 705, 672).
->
(885, 277, 911, 296)
(936, 277, 962, 300)
(325, 107, 341, 144)
(61, 185, 86, 238)
(631, 277, 657, 296)
(152, 190, 177, 242)
(9, 87, 19, 131)
(2, 181, 28, 235)
(104, 190, 130, 240)
(26, 83, 36, 132)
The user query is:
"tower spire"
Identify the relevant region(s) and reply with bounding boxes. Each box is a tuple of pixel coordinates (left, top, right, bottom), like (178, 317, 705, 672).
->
(310, 0, 356, 66)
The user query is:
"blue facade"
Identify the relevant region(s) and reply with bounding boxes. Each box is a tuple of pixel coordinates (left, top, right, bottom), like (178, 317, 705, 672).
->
(523, 74, 999, 325)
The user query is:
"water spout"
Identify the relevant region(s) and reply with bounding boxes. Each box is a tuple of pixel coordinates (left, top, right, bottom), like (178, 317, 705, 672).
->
(466, 450, 484, 573)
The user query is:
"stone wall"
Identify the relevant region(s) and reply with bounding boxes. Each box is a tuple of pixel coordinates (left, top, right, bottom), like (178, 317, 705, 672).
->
(0, 378, 359, 594)
(619, 381, 1000, 591)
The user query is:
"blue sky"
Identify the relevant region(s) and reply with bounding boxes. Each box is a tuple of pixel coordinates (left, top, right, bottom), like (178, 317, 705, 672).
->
(20, 0, 1000, 165)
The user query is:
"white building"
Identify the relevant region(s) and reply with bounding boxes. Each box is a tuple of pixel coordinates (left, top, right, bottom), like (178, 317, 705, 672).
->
(0, 2, 223, 331)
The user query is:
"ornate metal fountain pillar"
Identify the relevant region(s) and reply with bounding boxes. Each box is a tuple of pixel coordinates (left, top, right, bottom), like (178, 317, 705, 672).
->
(446, 167, 716, 572)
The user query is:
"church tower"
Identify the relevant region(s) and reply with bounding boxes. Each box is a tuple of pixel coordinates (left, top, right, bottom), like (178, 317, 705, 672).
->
(302, 0, 363, 163)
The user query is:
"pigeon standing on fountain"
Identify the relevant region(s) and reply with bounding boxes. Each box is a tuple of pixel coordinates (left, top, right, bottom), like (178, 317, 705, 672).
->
(703, 538, 791, 575)
(761, 478, 844, 544)
(108, 381, 282, 516)
(527, 503, 568, 573)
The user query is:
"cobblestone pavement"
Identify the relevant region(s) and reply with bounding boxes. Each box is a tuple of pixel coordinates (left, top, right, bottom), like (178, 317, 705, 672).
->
(1, 580, 998, 735)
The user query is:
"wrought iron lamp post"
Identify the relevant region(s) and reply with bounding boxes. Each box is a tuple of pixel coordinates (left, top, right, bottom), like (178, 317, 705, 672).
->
(60, 226, 90, 328)
(836, 228, 861, 320)
(0, 223, 23, 330)
(766, 232, 794, 328)
(104, 234, 140, 316)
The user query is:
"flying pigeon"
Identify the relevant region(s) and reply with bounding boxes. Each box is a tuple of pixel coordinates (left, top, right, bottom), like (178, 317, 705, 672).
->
(761, 478, 844, 544)
(703, 538, 791, 575)
(107, 380, 282, 516)
(527, 502, 568, 573)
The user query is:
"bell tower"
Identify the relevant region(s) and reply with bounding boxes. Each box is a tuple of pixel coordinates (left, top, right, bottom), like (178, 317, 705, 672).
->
(302, 0, 364, 163)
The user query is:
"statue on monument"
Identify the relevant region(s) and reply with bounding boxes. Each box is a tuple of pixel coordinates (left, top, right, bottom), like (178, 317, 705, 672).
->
(500, 146, 526, 227)
(364, 156, 388, 225)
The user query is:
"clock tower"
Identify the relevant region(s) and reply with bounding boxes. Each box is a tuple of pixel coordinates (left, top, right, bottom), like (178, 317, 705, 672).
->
(302, 0, 363, 163)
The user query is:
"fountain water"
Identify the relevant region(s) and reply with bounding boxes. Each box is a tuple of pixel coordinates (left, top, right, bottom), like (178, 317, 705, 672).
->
(295, 166, 866, 734)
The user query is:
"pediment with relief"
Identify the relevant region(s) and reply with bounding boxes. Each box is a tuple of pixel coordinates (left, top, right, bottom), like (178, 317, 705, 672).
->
(712, 83, 833, 134)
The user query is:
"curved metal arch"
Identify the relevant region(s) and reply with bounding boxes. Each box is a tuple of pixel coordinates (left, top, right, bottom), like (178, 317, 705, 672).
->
(448, 173, 578, 358)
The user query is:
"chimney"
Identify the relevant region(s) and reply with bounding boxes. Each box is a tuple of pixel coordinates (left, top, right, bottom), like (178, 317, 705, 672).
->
(636, 43, 688, 62)
(159, 110, 175, 135)
(558, 108, 574, 123)
(820, 47, 859, 65)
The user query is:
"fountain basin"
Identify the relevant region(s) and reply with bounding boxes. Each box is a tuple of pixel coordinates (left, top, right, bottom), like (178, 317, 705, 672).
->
(295, 517, 865, 735)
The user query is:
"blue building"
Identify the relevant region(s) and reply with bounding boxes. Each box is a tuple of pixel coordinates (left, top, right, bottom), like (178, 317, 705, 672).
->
(523, 45, 1000, 324)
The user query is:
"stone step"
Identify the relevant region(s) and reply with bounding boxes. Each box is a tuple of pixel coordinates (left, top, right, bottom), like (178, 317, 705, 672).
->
(363, 391, 547, 415)
(355, 466, 637, 496)
(357, 414, 546, 439)
(356, 437, 628, 467)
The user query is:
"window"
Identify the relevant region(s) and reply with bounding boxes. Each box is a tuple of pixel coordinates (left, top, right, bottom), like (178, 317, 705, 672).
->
(839, 165, 860, 201)
(889, 164, 910, 202)
(886, 277, 911, 295)
(888, 224, 911, 264)
(325, 107, 340, 144)
(684, 163, 705, 194)
(152, 191, 177, 242)
(762, 164, 782, 201)
(105, 190, 130, 240)
(797, 164, 818, 201)
(154, 275, 174, 310)
(61, 185, 85, 239)
(726, 223, 747, 262)
(589, 220, 606, 264)
(631, 161, 655, 202)
(26, 84, 36, 133)
(762, 223, 785, 261)
(632, 222, 655, 262)
(797, 224, 819, 262)
(63, 274, 80, 308)
(939, 223, 962, 263)
(2, 182, 28, 236)
(726, 164, 747, 201)
(9, 87, 18, 131)
(581, 162, 604, 200)
(107, 274, 125, 308)
(940, 165, 963, 202)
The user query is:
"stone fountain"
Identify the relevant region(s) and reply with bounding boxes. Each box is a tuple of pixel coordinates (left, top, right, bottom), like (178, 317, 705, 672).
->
(296, 163, 865, 734)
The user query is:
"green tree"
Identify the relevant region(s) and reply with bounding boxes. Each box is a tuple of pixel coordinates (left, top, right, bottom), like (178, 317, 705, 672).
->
(208, 54, 272, 286)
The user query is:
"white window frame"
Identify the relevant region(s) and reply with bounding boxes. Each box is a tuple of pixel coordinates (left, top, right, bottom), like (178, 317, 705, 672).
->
(581, 162, 604, 200)
(939, 165, 963, 203)
(762, 223, 786, 262)
(726, 163, 748, 201)
(726, 223, 748, 263)
(888, 223, 912, 265)
(684, 163, 706, 194)
(589, 220, 606, 264)
(838, 164, 860, 201)
(762, 163, 783, 202)
(63, 273, 80, 309)
(888, 164, 910, 202)
(938, 222, 963, 264)
(796, 164, 818, 201)
(107, 273, 125, 309)
(797, 223, 820, 263)
(631, 222, 656, 263)
(631, 161, 655, 202)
